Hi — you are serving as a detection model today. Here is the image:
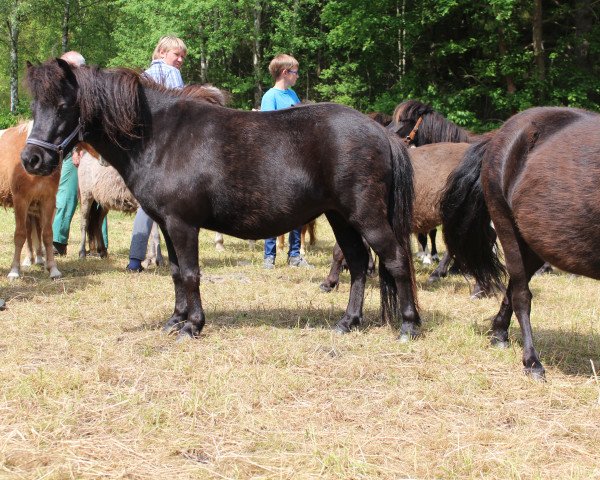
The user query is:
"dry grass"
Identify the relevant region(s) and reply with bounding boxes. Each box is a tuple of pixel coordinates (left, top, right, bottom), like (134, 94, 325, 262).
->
(0, 209, 599, 479)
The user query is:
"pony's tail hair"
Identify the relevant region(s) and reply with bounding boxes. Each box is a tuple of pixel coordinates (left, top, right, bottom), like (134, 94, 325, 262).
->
(380, 132, 416, 324)
(86, 201, 107, 255)
(440, 138, 505, 293)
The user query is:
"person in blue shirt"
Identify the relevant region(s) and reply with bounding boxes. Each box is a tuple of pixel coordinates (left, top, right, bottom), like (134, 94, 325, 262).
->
(261, 54, 312, 269)
(125, 36, 187, 272)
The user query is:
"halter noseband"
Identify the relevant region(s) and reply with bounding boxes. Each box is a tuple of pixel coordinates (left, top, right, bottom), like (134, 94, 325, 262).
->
(403, 116, 423, 147)
(26, 119, 84, 163)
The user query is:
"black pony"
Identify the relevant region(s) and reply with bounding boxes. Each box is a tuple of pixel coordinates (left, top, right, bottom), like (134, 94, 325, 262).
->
(441, 106, 600, 379)
(21, 58, 421, 340)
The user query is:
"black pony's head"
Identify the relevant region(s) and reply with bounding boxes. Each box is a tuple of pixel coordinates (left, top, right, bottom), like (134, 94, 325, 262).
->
(21, 58, 81, 175)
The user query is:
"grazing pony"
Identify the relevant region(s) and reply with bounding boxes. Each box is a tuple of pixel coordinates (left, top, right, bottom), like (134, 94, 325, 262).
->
(0, 122, 61, 279)
(22, 59, 420, 340)
(441, 106, 600, 379)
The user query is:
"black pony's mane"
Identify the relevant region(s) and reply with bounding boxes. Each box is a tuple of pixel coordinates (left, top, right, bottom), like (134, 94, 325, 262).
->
(26, 59, 227, 144)
(392, 99, 472, 144)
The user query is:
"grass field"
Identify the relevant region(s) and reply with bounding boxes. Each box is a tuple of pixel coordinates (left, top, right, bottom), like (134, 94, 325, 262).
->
(0, 208, 599, 479)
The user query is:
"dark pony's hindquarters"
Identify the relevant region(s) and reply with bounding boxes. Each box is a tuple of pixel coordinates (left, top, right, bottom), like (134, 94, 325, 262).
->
(440, 138, 505, 294)
(441, 106, 600, 379)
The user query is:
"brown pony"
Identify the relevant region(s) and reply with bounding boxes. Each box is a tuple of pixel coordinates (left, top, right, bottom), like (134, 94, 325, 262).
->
(441, 106, 600, 380)
(0, 122, 61, 279)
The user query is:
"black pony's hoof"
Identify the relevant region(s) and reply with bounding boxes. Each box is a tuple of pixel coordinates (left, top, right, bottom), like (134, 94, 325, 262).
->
(319, 282, 335, 293)
(470, 285, 492, 300)
(426, 274, 441, 285)
(333, 323, 351, 334)
(162, 317, 185, 335)
(175, 321, 203, 341)
(398, 323, 421, 343)
(491, 339, 510, 349)
(524, 366, 546, 382)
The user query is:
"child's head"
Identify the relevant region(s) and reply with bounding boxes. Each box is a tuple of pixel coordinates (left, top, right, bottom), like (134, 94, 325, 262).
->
(268, 54, 299, 81)
(152, 36, 187, 69)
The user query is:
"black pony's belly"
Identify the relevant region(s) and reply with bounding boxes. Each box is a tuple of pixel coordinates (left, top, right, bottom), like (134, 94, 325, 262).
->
(203, 213, 321, 241)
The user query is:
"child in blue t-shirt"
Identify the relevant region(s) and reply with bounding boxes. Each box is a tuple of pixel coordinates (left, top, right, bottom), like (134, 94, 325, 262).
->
(261, 54, 312, 269)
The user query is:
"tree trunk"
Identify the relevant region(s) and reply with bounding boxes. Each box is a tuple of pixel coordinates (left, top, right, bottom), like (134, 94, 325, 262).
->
(198, 23, 208, 83)
(498, 27, 516, 97)
(574, 0, 592, 69)
(7, 18, 19, 113)
(61, 0, 71, 53)
(532, 0, 544, 82)
(252, 1, 262, 108)
(397, 0, 406, 78)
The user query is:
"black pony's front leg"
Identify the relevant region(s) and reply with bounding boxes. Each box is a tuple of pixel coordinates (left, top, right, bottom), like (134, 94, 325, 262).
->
(160, 228, 188, 333)
(161, 224, 204, 338)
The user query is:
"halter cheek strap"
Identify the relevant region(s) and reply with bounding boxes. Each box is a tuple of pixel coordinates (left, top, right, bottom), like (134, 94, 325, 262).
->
(26, 119, 84, 163)
(403, 116, 423, 146)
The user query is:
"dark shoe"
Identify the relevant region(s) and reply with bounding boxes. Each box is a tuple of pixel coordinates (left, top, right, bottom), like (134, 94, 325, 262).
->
(53, 242, 67, 256)
(288, 256, 314, 268)
(125, 265, 144, 273)
(263, 256, 275, 269)
(0, 299, 5, 311)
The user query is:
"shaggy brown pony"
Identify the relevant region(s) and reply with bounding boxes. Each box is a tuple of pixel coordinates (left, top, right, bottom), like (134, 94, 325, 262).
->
(0, 122, 61, 279)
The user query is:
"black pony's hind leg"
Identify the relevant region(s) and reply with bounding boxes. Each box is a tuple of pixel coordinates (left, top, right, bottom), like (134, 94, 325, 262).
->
(427, 252, 452, 284)
(325, 212, 370, 333)
(429, 228, 439, 262)
(361, 222, 421, 341)
(160, 227, 191, 335)
(416, 232, 427, 260)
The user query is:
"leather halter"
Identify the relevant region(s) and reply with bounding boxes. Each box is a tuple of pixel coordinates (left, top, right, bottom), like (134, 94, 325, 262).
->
(26, 119, 84, 163)
(403, 116, 423, 146)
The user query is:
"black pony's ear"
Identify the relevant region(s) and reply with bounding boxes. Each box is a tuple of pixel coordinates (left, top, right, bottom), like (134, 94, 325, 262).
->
(55, 57, 78, 87)
(26, 61, 33, 69)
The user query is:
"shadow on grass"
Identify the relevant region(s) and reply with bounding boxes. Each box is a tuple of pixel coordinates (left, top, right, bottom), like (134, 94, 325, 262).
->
(0, 259, 102, 303)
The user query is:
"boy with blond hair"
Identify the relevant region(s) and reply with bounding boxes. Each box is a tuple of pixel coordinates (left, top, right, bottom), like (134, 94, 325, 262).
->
(126, 36, 187, 272)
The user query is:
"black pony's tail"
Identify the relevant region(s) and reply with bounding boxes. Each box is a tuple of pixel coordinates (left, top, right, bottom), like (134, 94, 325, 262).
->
(380, 132, 416, 324)
(440, 138, 505, 293)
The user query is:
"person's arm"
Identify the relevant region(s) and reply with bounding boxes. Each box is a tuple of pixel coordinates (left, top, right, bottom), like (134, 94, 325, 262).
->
(72, 145, 83, 167)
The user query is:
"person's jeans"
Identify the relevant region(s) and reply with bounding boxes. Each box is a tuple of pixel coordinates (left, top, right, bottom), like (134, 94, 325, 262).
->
(264, 227, 302, 259)
(129, 207, 154, 260)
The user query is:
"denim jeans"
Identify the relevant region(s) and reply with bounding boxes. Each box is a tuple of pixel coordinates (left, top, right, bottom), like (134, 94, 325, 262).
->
(264, 227, 302, 259)
(129, 207, 154, 260)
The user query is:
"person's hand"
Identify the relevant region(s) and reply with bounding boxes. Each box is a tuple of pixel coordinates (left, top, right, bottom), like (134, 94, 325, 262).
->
(72, 147, 83, 167)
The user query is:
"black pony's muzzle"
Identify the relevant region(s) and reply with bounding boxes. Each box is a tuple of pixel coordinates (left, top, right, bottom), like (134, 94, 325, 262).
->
(21, 145, 60, 176)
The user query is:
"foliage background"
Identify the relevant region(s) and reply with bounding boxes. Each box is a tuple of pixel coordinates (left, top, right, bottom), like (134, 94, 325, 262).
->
(1, 0, 599, 130)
